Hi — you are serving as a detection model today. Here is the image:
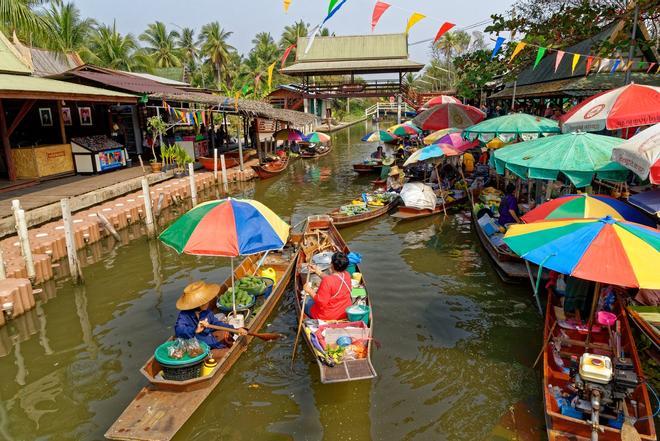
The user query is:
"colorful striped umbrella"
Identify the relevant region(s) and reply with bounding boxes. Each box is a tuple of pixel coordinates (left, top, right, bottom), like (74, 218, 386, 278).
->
(424, 95, 461, 107)
(412, 103, 485, 131)
(503, 216, 660, 288)
(403, 133, 477, 166)
(463, 113, 560, 143)
(611, 123, 660, 184)
(387, 123, 422, 137)
(522, 194, 653, 226)
(159, 198, 289, 257)
(304, 132, 331, 143)
(560, 84, 660, 133)
(423, 128, 461, 145)
(362, 130, 399, 143)
(274, 128, 304, 142)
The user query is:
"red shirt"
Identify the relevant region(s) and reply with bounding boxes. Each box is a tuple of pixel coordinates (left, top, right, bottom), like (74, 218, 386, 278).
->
(310, 272, 352, 320)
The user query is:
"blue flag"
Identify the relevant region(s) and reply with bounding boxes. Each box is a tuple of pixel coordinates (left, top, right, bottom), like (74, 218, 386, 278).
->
(490, 37, 505, 61)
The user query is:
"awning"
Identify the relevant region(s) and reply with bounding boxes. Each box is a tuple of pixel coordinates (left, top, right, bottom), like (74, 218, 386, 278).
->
(0, 73, 136, 102)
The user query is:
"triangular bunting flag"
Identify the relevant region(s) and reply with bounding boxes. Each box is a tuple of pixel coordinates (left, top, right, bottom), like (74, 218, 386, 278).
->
(610, 59, 621, 74)
(405, 12, 425, 34)
(281, 44, 295, 68)
(509, 42, 526, 63)
(571, 53, 580, 74)
(554, 51, 565, 73)
(585, 56, 594, 75)
(328, 0, 339, 14)
(283, 0, 291, 12)
(371, 1, 391, 32)
(622, 60, 633, 71)
(322, 0, 347, 24)
(305, 25, 320, 54)
(533, 47, 546, 69)
(598, 58, 610, 73)
(267, 62, 276, 90)
(490, 37, 505, 60)
(433, 22, 455, 44)
(647, 62, 657, 73)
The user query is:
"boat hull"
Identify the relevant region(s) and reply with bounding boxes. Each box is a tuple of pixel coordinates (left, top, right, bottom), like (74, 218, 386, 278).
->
(199, 151, 250, 171)
(352, 164, 382, 174)
(300, 144, 333, 159)
(329, 199, 399, 227)
(390, 196, 466, 220)
(251, 157, 289, 179)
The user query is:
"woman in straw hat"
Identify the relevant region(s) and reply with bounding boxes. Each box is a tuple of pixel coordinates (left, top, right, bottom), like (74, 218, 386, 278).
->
(174, 281, 247, 358)
(386, 166, 404, 192)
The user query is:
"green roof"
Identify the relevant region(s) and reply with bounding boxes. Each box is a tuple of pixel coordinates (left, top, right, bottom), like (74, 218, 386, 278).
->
(0, 32, 32, 75)
(0, 73, 137, 102)
(297, 33, 409, 62)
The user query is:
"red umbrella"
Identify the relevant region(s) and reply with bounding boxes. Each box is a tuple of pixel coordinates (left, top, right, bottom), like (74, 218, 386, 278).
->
(424, 95, 461, 107)
(560, 84, 660, 132)
(412, 103, 486, 131)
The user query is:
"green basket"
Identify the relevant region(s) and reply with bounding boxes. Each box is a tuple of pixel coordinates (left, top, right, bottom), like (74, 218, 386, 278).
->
(154, 340, 210, 367)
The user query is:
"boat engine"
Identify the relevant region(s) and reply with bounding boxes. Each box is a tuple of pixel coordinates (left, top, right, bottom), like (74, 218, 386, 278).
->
(568, 353, 639, 438)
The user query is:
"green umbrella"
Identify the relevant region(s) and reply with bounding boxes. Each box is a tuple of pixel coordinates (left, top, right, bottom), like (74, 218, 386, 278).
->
(463, 113, 560, 143)
(492, 132, 629, 188)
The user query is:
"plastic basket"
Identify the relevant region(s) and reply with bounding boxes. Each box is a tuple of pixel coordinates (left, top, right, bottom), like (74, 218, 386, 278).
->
(257, 277, 275, 298)
(161, 359, 204, 381)
(217, 294, 256, 313)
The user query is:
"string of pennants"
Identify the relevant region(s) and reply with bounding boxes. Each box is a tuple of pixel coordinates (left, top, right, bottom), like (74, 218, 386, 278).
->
(162, 101, 214, 126)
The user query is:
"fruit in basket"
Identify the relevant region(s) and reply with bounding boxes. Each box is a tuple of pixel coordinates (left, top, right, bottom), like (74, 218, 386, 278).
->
(236, 276, 265, 293)
(219, 288, 253, 308)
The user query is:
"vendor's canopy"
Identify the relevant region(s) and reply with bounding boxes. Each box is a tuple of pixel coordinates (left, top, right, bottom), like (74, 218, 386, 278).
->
(412, 103, 485, 131)
(304, 132, 331, 143)
(400, 182, 436, 210)
(403, 133, 478, 166)
(522, 194, 653, 226)
(274, 128, 304, 142)
(629, 190, 660, 217)
(560, 84, 660, 133)
(503, 216, 660, 289)
(463, 113, 560, 143)
(423, 128, 461, 145)
(387, 122, 422, 137)
(611, 123, 660, 184)
(362, 130, 399, 143)
(492, 132, 628, 188)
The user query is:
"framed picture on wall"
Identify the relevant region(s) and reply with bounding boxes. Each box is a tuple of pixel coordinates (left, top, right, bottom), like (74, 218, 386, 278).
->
(61, 107, 72, 126)
(39, 108, 53, 127)
(78, 107, 93, 126)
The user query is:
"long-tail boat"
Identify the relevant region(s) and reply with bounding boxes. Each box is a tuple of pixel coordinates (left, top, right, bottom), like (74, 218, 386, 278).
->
(105, 248, 298, 441)
(352, 162, 382, 174)
(251, 156, 289, 180)
(199, 150, 251, 171)
(300, 143, 333, 159)
(294, 215, 377, 383)
(390, 193, 467, 221)
(329, 196, 399, 228)
(542, 286, 657, 440)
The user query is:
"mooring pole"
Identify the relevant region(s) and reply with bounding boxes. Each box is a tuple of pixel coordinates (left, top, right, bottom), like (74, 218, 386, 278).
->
(188, 163, 197, 206)
(141, 178, 156, 238)
(12, 200, 35, 282)
(213, 148, 219, 182)
(220, 154, 228, 192)
(60, 198, 83, 284)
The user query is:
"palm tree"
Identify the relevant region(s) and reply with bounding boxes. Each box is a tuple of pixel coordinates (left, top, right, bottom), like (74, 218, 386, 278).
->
(87, 22, 141, 71)
(178, 27, 197, 64)
(0, 0, 52, 43)
(279, 20, 308, 62)
(198, 22, 234, 89)
(42, 1, 96, 53)
(139, 21, 181, 68)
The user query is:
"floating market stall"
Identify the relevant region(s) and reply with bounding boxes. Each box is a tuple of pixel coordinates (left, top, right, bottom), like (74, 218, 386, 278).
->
(463, 113, 560, 143)
(11, 143, 75, 179)
(71, 136, 127, 174)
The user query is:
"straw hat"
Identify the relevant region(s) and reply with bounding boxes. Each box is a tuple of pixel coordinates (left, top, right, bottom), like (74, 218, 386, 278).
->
(388, 166, 401, 176)
(382, 157, 395, 166)
(176, 281, 221, 310)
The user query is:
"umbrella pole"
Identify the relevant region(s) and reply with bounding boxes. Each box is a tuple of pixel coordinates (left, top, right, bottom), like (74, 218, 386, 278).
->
(585, 282, 601, 347)
(435, 163, 447, 217)
(231, 257, 236, 317)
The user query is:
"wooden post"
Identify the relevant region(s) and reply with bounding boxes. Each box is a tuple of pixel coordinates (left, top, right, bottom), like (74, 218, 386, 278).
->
(60, 198, 83, 284)
(0, 99, 16, 181)
(96, 212, 121, 242)
(12, 200, 36, 281)
(213, 148, 218, 182)
(0, 246, 6, 280)
(154, 193, 165, 217)
(237, 123, 244, 171)
(220, 154, 228, 191)
(188, 163, 197, 206)
(56, 100, 67, 144)
(141, 178, 156, 238)
(138, 155, 145, 173)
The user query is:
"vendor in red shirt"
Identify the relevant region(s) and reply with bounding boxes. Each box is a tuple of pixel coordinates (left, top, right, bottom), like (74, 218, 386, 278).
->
(303, 252, 353, 320)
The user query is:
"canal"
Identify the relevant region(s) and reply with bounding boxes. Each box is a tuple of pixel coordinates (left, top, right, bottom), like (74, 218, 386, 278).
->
(0, 121, 544, 440)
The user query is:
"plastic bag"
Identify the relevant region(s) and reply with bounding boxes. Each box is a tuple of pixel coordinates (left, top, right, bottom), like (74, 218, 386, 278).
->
(168, 338, 186, 359)
(348, 252, 362, 264)
(185, 338, 204, 357)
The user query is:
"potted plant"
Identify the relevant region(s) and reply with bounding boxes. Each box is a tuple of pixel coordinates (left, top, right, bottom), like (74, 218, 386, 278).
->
(172, 143, 193, 178)
(147, 116, 167, 173)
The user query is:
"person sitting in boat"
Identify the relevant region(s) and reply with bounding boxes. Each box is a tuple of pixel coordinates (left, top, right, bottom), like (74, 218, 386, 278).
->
(174, 281, 247, 358)
(371, 146, 384, 160)
(395, 144, 406, 160)
(497, 183, 521, 227)
(303, 252, 353, 321)
(387, 166, 404, 192)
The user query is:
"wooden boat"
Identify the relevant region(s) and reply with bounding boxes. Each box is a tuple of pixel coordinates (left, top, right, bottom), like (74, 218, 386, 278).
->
(300, 143, 333, 159)
(542, 287, 657, 440)
(294, 215, 377, 383)
(329, 197, 399, 228)
(105, 248, 298, 441)
(371, 179, 387, 191)
(251, 156, 289, 179)
(626, 305, 660, 349)
(352, 163, 382, 174)
(470, 209, 528, 282)
(390, 194, 467, 221)
(199, 150, 251, 171)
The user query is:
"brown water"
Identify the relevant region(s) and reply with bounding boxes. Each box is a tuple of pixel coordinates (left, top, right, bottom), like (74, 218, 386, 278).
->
(0, 121, 545, 441)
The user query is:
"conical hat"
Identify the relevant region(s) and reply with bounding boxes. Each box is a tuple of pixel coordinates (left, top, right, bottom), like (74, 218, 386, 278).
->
(176, 281, 221, 310)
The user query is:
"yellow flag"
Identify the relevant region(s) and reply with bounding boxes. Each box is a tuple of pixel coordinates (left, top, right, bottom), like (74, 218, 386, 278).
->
(234, 91, 240, 112)
(571, 53, 580, 74)
(267, 62, 276, 91)
(509, 42, 526, 63)
(623, 60, 633, 71)
(406, 12, 425, 34)
(283, 0, 291, 12)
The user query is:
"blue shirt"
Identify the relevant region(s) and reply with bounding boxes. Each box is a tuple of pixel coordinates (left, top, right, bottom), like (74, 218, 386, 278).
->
(174, 309, 233, 349)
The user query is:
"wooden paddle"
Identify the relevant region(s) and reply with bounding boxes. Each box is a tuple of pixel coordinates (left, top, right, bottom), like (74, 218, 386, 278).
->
(204, 323, 283, 341)
(291, 264, 313, 369)
(533, 321, 557, 368)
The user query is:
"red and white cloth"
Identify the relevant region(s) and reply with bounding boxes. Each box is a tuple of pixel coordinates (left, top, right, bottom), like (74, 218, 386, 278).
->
(611, 123, 660, 184)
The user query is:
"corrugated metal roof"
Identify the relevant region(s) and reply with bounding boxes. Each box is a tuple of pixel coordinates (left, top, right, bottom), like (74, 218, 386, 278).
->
(297, 33, 409, 62)
(70, 70, 184, 94)
(29, 48, 83, 77)
(281, 58, 424, 76)
(128, 72, 189, 86)
(0, 73, 136, 101)
(0, 32, 31, 75)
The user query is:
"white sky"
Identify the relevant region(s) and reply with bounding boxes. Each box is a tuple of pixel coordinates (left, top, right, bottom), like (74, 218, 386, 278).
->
(75, 0, 515, 66)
